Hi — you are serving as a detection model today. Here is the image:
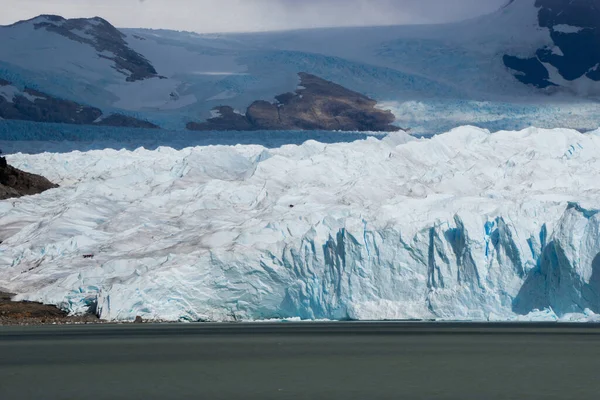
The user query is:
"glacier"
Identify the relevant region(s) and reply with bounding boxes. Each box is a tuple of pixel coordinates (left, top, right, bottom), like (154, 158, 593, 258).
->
(1, 126, 600, 322)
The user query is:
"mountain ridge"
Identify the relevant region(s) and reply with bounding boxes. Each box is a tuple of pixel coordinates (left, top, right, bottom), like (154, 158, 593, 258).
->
(503, 0, 600, 88)
(0, 2, 599, 134)
(8, 14, 160, 82)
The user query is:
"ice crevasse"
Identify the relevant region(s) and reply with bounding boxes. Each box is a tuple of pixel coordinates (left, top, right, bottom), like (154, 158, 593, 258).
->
(1, 126, 600, 322)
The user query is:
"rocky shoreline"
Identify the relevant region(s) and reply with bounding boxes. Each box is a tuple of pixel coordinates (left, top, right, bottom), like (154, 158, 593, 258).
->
(0, 291, 101, 325)
(0, 292, 164, 326)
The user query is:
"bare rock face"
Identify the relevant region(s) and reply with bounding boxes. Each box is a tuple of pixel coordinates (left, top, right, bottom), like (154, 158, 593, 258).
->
(0, 86, 102, 124)
(0, 156, 58, 200)
(187, 73, 400, 132)
(0, 79, 158, 128)
(187, 106, 253, 131)
(95, 114, 159, 129)
(504, 0, 600, 88)
(30, 15, 159, 82)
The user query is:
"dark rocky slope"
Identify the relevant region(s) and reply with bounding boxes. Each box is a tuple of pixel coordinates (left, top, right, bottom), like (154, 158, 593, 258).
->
(0, 79, 158, 128)
(23, 15, 159, 82)
(188, 73, 400, 132)
(94, 113, 160, 129)
(0, 157, 58, 200)
(504, 0, 600, 88)
(0, 291, 100, 325)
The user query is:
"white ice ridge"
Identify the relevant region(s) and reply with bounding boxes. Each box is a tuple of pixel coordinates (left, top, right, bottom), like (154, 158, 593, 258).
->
(2, 126, 600, 322)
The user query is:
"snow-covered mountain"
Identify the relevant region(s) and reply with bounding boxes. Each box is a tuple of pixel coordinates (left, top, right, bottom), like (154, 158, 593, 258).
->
(2, 126, 600, 322)
(504, 0, 600, 90)
(0, 77, 158, 128)
(0, 0, 599, 134)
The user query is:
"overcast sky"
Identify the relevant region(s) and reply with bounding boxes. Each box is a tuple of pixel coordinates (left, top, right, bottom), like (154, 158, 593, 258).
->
(1, 0, 509, 32)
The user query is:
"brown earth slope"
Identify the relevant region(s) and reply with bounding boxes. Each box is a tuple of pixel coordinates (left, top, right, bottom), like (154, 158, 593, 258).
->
(187, 72, 401, 132)
(0, 156, 58, 200)
(0, 291, 100, 325)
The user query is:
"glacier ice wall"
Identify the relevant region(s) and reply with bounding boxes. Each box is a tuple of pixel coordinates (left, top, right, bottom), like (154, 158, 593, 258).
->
(1, 126, 600, 321)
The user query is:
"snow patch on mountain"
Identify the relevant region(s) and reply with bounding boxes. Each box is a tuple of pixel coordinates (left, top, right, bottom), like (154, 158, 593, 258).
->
(1, 126, 600, 322)
(543, 63, 600, 96)
(0, 84, 45, 103)
(0, 85, 18, 103)
(553, 24, 585, 34)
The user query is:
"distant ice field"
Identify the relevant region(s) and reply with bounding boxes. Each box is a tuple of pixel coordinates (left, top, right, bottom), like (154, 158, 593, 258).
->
(3, 98, 600, 156)
(0, 120, 384, 154)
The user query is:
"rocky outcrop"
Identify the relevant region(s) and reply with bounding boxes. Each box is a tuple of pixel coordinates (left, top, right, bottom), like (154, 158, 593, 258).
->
(0, 85, 102, 124)
(27, 15, 159, 82)
(0, 79, 158, 128)
(187, 106, 253, 131)
(187, 73, 400, 132)
(0, 156, 58, 200)
(94, 114, 159, 129)
(0, 291, 100, 325)
(503, 55, 557, 88)
(504, 0, 600, 88)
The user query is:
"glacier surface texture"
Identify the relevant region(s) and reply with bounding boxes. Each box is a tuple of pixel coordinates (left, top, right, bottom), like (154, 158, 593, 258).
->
(2, 126, 600, 322)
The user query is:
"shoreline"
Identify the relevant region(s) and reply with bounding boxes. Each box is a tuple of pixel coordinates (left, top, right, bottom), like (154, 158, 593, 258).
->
(0, 291, 102, 326)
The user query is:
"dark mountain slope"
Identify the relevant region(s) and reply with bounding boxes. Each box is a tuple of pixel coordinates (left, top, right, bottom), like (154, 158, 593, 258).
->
(0, 79, 158, 128)
(18, 15, 160, 82)
(188, 73, 400, 132)
(504, 0, 600, 88)
(0, 157, 58, 200)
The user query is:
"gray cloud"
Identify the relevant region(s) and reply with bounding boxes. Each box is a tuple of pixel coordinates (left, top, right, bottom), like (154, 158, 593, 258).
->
(0, 0, 509, 32)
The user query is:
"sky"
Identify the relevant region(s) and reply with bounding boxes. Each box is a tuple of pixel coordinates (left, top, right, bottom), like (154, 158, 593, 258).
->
(0, 0, 509, 33)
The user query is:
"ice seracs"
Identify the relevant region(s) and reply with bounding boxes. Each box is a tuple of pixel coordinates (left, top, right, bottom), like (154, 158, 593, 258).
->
(1, 126, 600, 322)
